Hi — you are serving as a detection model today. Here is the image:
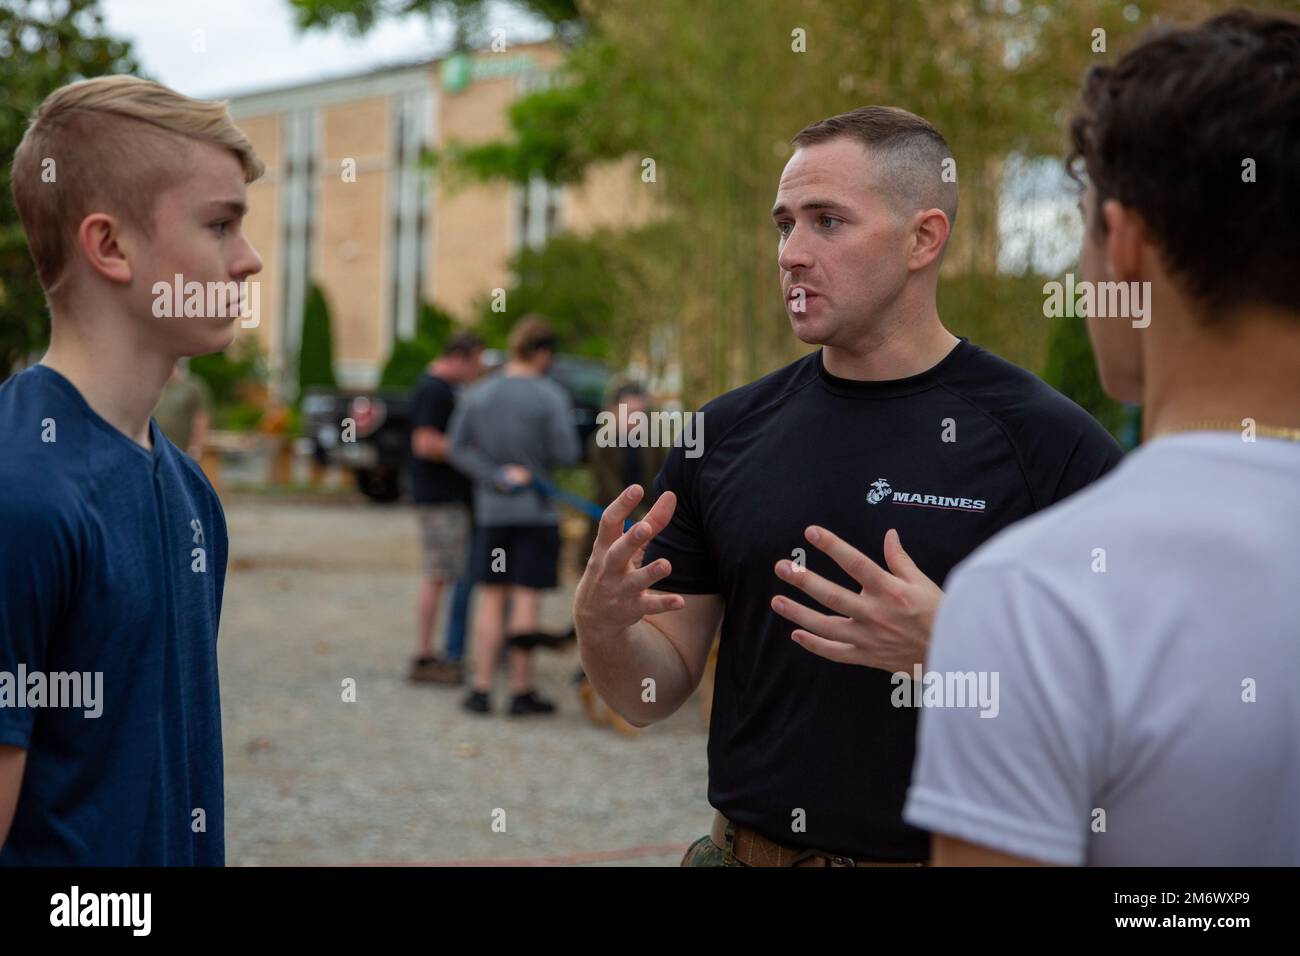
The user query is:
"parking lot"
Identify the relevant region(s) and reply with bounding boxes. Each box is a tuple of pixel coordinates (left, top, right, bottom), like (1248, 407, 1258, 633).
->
(218, 495, 711, 865)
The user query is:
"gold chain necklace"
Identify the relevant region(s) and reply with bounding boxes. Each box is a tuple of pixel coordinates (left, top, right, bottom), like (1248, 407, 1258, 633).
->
(1156, 421, 1300, 442)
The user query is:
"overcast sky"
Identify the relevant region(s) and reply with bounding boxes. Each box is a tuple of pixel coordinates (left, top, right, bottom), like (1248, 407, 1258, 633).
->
(100, 0, 549, 99)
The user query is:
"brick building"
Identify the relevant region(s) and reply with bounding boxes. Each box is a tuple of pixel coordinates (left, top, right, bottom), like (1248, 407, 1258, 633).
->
(224, 40, 650, 395)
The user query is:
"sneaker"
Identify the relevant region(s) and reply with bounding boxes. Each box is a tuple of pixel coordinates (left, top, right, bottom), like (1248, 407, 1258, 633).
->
(409, 656, 464, 685)
(462, 690, 491, 714)
(509, 690, 557, 716)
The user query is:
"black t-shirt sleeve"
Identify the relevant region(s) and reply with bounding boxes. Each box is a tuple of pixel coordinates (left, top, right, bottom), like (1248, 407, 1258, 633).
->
(945, 347, 1126, 513)
(1044, 425, 1125, 505)
(643, 440, 720, 595)
(1006, 384, 1126, 510)
(411, 378, 454, 433)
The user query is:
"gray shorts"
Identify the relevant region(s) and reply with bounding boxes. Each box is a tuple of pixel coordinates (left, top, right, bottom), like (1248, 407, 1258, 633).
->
(417, 503, 471, 580)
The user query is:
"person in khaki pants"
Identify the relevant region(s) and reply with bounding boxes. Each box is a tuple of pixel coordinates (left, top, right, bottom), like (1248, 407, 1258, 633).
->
(408, 333, 486, 685)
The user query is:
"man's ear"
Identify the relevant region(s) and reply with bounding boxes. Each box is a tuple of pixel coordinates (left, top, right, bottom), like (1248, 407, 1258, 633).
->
(1101, 199, 1145, 285)
(75, 212, 134, 286)
(909, 208, 950, 272)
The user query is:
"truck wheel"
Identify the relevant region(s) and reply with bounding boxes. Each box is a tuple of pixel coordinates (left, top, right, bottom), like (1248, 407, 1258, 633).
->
(355, 467, 401, 502)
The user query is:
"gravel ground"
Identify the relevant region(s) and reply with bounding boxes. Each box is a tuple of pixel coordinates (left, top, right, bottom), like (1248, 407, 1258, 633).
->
(219, 496, 711, 866)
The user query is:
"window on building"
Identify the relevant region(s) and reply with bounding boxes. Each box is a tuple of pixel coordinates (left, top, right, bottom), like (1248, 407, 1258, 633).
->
(281, 108, 319, 401)
(512, 70, 563, 254)
(514, 174, 564, 253)
(389, 88, 433, 344)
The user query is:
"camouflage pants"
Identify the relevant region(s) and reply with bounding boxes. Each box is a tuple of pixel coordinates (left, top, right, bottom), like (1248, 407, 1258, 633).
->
(681, 825, 928, 867)
(679, 828, 745, 867)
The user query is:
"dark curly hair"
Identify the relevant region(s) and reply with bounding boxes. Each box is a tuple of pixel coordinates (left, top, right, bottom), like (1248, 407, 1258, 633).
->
(1067, 9, 1300, 317)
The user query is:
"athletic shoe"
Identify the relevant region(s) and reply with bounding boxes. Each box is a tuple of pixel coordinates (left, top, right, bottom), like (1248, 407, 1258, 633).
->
(409, 656, 464, 685)
(509, 690, 557, 716)
(462, 690, 491, 714)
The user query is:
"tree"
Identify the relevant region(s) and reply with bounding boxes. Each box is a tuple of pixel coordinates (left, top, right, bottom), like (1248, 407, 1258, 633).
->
(287, 0, 582, 49)
(379, 337, 438, 389)
(190, 335, 266, 408)
(297, 283, 337, 399)
(416, 299, 454, 347)
(289, 0, 1202, 407)
(1042, 313, 1126, 437)
(379, 300, 457, 388)
(0, 0, 139, 375)
(475, 230, 628, 359)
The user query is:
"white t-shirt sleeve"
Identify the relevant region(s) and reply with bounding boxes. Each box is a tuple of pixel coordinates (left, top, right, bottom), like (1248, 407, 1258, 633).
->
(903, 561, 1107, 865)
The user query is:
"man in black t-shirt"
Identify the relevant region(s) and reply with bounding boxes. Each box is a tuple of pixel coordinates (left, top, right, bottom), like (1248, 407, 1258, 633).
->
(408, 333, 484, 684)
(573, 107, 1123, 866)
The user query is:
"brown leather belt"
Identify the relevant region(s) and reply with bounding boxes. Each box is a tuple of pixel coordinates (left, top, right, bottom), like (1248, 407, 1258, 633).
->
(710, 812, 927, 867)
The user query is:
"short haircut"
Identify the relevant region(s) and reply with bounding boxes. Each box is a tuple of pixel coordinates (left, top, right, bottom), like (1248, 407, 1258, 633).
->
(10, 74, 265, 298)
(507, 314, 557, 360)
(611, 381, 648, 405)
(1067, 10, 1300, 318)
(791, 106, 958, 228)
(443, 331, 485, 357)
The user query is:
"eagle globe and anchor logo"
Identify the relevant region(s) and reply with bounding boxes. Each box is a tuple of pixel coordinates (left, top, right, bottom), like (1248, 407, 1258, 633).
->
(866, 477, 987, 513)
(866, 478, 893, 504)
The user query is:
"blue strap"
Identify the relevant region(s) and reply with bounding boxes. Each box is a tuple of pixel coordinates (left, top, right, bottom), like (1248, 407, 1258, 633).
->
(529, 476, 635, 532)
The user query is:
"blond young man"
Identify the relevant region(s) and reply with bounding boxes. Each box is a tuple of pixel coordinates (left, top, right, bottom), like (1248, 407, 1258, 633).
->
(0, 76, 263, 864)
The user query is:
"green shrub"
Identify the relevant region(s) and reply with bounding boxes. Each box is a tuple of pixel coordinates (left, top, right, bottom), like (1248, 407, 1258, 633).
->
(298, 283, 337, 400)
(938, 272, 1126, 438)
(379, 336, 440, 389)
(220, 402, 265, 432)
(417, 301, 455, 350)
(190, 336, 264, 407)
(474, 233, 619, 360)
(1042, 313, 1127, 438)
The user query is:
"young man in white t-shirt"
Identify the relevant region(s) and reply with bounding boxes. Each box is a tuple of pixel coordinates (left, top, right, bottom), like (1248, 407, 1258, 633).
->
(899, 9, 1300, 865)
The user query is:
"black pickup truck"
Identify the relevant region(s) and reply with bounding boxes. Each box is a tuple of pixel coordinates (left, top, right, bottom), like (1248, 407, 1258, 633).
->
(303, 351, 612, 502)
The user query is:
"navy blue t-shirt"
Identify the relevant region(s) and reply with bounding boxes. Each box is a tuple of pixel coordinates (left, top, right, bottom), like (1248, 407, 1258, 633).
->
(0, 365, 227, 865)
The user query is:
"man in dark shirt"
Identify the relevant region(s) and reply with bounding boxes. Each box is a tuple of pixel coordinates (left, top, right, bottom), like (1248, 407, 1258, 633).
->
(1, 75, 264, 863)
(408, 333, 485, 684)
(574, 106, 1122, 866)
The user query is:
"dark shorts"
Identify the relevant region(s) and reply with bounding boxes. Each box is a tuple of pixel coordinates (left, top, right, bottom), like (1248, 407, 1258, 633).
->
(472, 524, 560, 589)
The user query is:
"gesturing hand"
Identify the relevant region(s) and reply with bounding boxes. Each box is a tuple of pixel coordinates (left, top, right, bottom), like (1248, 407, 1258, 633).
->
(574, 484, 684, 646)
(771, 525, 942, 674)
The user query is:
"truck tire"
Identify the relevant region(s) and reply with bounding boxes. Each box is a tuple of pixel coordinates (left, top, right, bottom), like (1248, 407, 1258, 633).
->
(355, 466, 402, 503)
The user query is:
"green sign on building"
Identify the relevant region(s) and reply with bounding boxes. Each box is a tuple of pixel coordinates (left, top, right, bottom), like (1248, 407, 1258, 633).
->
(439, 52, 537, 94)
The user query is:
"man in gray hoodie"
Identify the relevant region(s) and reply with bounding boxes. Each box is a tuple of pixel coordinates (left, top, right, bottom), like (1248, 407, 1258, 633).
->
(448, 315, 581, 716)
